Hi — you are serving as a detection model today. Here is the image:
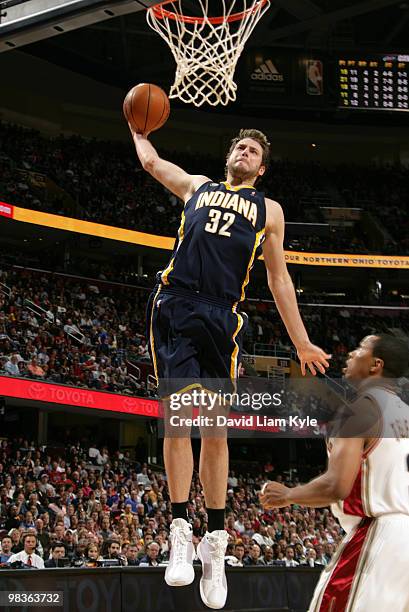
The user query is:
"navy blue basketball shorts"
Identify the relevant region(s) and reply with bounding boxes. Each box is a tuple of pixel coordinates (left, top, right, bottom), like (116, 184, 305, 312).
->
(146, 285, 247, 396)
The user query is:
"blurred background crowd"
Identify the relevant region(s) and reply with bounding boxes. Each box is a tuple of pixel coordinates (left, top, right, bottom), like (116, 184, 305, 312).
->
(1, 265, 408, 390)
(1, 121, 408, 254)
(0, 437, 341, 569)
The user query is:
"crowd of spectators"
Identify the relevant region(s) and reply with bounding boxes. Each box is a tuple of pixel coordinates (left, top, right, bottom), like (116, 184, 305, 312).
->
(285, 228, 369, 254)
(244, 299, 409, 376)
(0, 266, 154, 395)
(1, 265, 408, 391)
(0, 243, 154, 292)
(1, 121, 408, 252)
(0, 437, 341, 570)
(326, 164, 409, 254)
(0, 122, 215, 234)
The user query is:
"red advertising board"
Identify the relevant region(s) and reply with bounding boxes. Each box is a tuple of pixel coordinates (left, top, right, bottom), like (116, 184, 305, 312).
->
(0, 202, 14, 218)
(0, 376, 159, 417)
(0, 377, 282, 432)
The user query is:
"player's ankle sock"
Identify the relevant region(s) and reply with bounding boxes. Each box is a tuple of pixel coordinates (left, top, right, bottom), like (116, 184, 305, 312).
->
(171, 501, 188, 520)
(207, 508, 225, 532)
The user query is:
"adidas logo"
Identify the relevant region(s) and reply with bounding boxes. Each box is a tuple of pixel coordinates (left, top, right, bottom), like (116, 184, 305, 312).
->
(251, 59, 284, 82)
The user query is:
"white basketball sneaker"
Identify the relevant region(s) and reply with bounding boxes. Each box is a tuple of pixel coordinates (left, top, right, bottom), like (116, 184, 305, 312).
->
(165, 518, 195, 587)
(197, 530, 229, 609)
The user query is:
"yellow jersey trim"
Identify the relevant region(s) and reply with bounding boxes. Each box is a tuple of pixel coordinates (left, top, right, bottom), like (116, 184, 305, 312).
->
(222, 181, 255, 191)
(230, 309, 244, 381)
(160, 383, 203, 401)
(240, 228, 265, 302)
(161, 209, 186, 285)
(149, 285, 162, 383)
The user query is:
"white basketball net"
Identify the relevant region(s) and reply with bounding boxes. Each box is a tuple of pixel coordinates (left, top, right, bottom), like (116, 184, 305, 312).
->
(146, 0, 270, 107)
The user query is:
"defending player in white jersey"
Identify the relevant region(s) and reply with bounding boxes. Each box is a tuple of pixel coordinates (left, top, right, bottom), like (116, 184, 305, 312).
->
(260, 334, 409, 612)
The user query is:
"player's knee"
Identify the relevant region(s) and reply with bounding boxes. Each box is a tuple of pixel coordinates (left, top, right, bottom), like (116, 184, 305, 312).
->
(200, 436, 227, 448)
(164, 436, 192, 447)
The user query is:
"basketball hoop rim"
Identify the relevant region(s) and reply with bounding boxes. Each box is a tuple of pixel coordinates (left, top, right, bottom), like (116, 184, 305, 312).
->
(150, 0, 269, 25)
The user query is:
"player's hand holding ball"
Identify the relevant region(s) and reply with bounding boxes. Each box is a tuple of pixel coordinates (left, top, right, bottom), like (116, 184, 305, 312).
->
(123, 83, 170, 137)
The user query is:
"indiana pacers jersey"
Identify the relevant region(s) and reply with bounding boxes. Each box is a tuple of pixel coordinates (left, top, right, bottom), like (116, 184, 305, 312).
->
(158, 181, 267, 303)
(331, 385, 409, 534)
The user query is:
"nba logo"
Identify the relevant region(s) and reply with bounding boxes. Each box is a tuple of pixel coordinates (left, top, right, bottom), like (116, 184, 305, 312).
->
(306, 60, 323, 95)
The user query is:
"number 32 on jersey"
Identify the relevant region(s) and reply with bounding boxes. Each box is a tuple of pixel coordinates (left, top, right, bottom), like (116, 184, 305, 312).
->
(204, 209, 235, 237)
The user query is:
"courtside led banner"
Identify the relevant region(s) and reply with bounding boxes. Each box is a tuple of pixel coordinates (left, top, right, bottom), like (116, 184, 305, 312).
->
(3, 202, 409, 269)
(284, 251, 409, 269)
(0, 376, 159, 417)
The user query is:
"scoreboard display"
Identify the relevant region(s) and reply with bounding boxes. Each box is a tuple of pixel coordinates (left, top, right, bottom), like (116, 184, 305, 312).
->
(338, 55, 409, 111)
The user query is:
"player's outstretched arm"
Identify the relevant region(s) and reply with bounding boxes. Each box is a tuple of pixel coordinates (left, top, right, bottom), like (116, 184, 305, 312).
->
(262, 199, 331, 376)
(259, 437, 364, 508)
(129, 127, 209, 202)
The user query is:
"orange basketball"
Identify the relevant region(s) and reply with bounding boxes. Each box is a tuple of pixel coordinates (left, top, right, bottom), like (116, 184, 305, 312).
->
(123, 83, 170, 134)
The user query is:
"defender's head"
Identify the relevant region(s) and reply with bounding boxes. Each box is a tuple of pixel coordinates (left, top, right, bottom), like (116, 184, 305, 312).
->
(344, 334, 409, 381)
(226, 129, 270, 185)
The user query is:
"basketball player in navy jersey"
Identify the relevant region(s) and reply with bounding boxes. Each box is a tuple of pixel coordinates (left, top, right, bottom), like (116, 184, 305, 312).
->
(129, 126, 330, 609)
